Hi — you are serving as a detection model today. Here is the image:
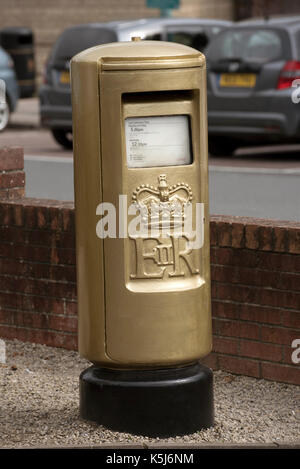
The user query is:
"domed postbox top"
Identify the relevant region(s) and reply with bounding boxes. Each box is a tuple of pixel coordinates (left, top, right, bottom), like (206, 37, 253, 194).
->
(71, 40, 205, 71)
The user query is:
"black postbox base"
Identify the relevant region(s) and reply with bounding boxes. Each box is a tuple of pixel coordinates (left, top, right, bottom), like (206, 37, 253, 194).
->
(79, 362, 214, 437)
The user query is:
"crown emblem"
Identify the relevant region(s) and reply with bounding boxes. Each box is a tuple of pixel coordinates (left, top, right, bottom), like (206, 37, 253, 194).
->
(132, 174, 193, 229)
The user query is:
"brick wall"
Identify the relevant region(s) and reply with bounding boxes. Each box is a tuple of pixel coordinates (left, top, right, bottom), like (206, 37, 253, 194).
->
(0, 197, 77, 350)
(0, 200, 299, 384)
(0, 150, 299, 384)
(205, 215, 300, 385)
(0, 148, 25, 200)
(0, 0, 234, 77)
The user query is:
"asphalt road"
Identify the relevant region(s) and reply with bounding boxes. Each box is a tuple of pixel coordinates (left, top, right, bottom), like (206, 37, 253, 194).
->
(1, 98, 300, 221)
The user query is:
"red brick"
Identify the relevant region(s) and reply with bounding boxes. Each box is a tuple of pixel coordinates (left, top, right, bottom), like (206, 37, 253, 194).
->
(0, 292, 23, 309)
(3, 277, 42, 296)
(0, 243, 13, 258)
(231, 223, 244, 248)
(282, 344, 300, 365)
(12, 204, 23, 226)
(55, 232, 75, 249)
(239, 340, 283, 362)
(50, 265, 76, 283)
(20, 295, 65, 315)
(64, 301, 77, 316)
(55, 248, 76, 265)
(47, 282, 77, 300)
(259, 225, 273, 251)
(0, 189, 9, 200)
(0, 204, 12, 225)
(210, 246, 217, 264)
(0, 309, 14, 324)
(48, 315, 77, 333)
(239, 304, 281, 325)
(211, 300, 239, 319)
(26, 230, 51, 246)
(217, 284, 261, 304)
(258, 251, 300, 273)
(0, 226, 25, 243)
(213, 336, 239, 355)
(211, 265, 236, 283)
(8, 188, 25, 199)
(211, 282, 217, 298)
(0, 171, 25, 189)
(281, 310, 300, 329)
(261, 325, 299, 345)
(0, 147, 24, 171)
(216, 319, 260, 340)
(0, 324, 20, 340)
(212, 247, 234, 266)
(0, 188, 24, 200)
(280, 272, 300, 292)
(9, 244, 50, 263)
(13, 311, 49, 329)
(36, 207, 49, 229)
(273, 227, 288, 253)
(24, 205, 37, 228)
(245, 225, 260, 250)
(61, 208, 74, 232)
(201, 352, 218, 369)
(25, 329, 77, 350)
(49, 207, 61, 230)
(0, 258, 27, 276)
(218, 355, 260, 378)
(261, 362, 300, 385)
(209, 220, 218, 246)
(27, 262, 50, 279)
(218, 222, 232, 247)
(259, 289, 300, 310)
(288, 228, 300, 254)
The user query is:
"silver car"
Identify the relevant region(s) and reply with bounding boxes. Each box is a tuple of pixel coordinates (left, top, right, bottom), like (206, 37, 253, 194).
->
(39, 18, 231, 149)
(206, 16, 300, 156)
(0, 46, 19, 131)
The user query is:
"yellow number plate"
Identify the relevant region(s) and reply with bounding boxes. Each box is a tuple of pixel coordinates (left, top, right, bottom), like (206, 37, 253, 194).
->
(60, 70, 70, 84)
(220, 73, 256, 88)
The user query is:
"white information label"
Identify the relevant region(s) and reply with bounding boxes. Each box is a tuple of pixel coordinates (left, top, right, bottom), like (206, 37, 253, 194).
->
(125, 115, 192, 168)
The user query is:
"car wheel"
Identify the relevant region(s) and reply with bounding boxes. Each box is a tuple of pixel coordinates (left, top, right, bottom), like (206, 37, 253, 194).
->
(208, 137, 238, 157)
(0, 100, 10, 131)
(51, 128, 73, 149)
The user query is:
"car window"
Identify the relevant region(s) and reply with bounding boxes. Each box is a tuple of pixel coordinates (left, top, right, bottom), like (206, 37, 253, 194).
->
(51, 27, 118, 64)
(166, 31, 209, 52)
(207, 28, 287, 64)
(144, 33, 163, 40)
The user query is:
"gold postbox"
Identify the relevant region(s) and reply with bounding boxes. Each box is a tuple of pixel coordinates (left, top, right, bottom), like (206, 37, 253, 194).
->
(71, 40, 212, 370)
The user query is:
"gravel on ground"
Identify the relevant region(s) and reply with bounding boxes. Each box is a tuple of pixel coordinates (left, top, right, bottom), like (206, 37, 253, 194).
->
(0, 339, 299, 448)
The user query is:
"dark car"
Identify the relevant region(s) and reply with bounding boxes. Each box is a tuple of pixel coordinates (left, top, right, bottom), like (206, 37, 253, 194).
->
(206, 16, 300, 156)
(39, 18, 231, 149)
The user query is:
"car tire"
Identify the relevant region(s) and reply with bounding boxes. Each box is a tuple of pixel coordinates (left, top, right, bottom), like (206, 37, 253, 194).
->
(208, 137, 238, 157)
(0, 98, 10, 132)
(51, 128, 73, 150)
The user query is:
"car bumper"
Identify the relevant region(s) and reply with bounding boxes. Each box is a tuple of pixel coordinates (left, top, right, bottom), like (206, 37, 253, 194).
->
(39, 85, 72, 129)
(208, 110, 292, 137)
(207, 90, 300, 141)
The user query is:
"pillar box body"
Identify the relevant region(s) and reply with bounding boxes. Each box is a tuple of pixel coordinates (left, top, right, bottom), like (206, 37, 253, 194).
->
(71, 40, 213, 435)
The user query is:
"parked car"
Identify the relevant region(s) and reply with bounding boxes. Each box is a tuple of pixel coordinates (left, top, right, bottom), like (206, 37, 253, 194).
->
(206, 16, 300, 155)
(0, 46, 19, 131)
(39, 18, 231, 149)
